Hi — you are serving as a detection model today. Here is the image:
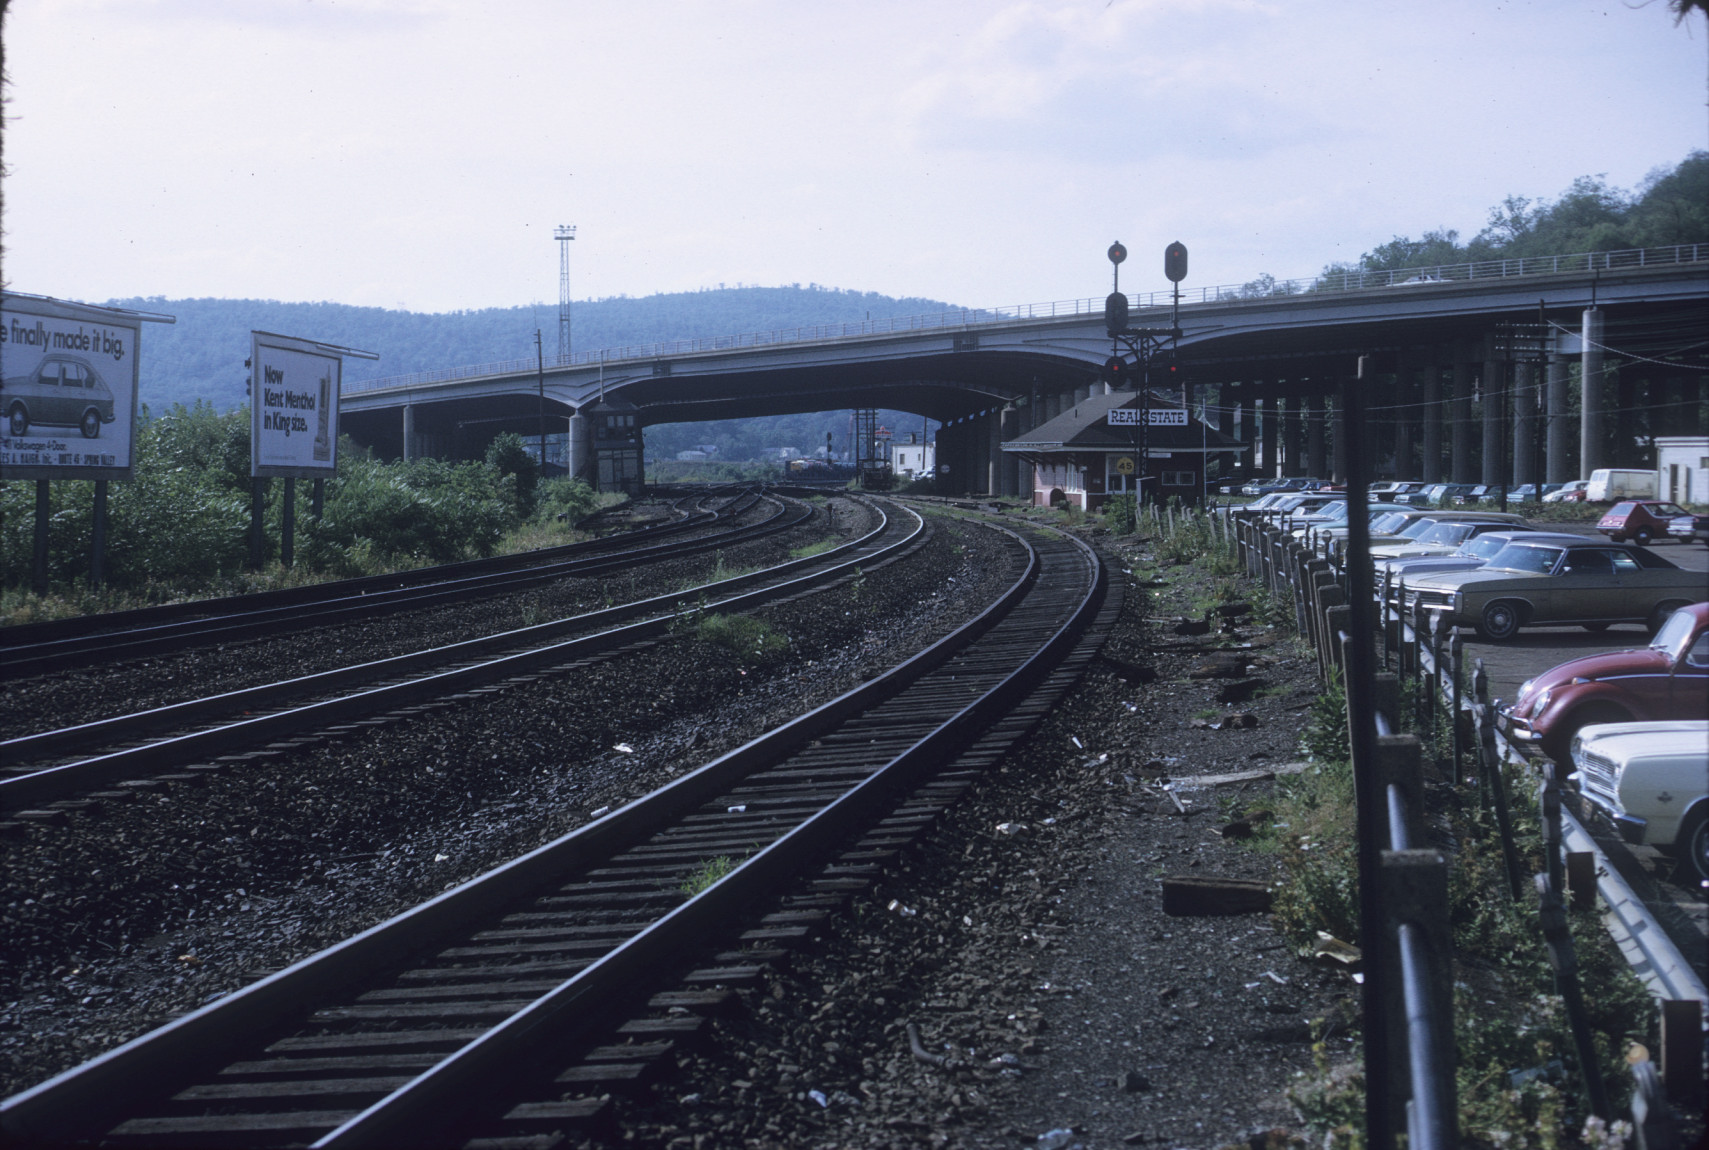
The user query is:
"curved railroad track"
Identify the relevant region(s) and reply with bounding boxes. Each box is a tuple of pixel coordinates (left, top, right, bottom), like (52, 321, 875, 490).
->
(0, 495, 919, 815)
(0, 512, 1114, 1149)
(0, 490, 797, 679)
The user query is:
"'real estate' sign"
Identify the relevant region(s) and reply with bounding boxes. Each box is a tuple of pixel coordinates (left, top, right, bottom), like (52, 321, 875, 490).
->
(250, 331, 342, 478)
(0, 293, 172, 480)
(1107, 407, 1188, 427)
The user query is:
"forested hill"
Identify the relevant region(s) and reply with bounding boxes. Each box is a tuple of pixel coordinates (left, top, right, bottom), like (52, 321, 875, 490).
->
(105, 285, 959, 415)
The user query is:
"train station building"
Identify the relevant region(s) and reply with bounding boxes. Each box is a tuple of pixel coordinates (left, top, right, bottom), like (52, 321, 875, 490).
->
(1000, 391, 1246, 511)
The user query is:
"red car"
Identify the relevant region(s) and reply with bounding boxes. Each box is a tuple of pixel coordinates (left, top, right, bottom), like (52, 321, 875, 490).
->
(1598, 500, 1692, 545)
(1499, 601, 1709, 764)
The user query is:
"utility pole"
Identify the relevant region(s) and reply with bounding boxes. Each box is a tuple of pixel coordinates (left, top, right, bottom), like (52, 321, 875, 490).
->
(555, 225, 577, 363)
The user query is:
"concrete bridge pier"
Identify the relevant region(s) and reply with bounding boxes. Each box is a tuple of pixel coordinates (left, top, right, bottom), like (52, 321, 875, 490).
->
(1258, 391, 1279, 477)
(1329, 390, 1346, 484)
(1512, 362, 1538, 488)
(1217, 384, 1238, 482)
(1581, 307, 1607, 479)
(1450, 339, 1475, 484)
(1546, 352, 1573, 484)
(1482, 334, 1505, 486)
(1282, 393, 1305, 477)
(999, 406, 1021, 497)
(1421, 356, 1443, 484)
(402, 404, 416, 462)
(1393, 353, 1416, 480)
(1306, 392, 1326, 478)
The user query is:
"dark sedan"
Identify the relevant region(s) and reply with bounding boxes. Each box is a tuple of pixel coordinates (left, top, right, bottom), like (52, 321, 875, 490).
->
(1405, 536, 1709, 640)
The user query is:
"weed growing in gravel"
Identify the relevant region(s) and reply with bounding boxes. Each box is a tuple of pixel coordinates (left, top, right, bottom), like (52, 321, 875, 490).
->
(694, 613, 788, 662)
(681, 855, 734, 895)
(788, 539, 839, 559)
(1101, 494, 1137, 535)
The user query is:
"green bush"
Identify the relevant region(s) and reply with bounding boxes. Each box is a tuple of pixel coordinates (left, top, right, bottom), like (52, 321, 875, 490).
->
(297, 456, 516, 572)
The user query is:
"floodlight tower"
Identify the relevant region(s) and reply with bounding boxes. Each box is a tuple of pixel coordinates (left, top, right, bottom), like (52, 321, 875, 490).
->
(555, 225, 577, 363)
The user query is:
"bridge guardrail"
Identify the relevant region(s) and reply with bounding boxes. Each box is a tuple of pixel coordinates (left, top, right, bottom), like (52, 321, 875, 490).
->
(342, 242, 1709, 395)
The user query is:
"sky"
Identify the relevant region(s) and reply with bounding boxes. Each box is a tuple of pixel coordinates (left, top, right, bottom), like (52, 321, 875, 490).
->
(3, 0, 1706, 320)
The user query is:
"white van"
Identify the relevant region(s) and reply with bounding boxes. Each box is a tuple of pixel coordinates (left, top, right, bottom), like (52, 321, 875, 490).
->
(1584, 468, 1658, 502)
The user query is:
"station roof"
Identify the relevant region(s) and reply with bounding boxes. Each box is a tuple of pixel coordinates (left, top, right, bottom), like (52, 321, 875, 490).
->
(1002, 391, 1248, 457)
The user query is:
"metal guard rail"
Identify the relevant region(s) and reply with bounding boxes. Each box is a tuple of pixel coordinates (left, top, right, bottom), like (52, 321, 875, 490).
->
(342, 242, 1708, 394)
(1232, 509, 1701, 1144)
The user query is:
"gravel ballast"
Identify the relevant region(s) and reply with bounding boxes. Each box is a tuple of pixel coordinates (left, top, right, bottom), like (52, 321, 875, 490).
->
(0, 503, 1018, 1099)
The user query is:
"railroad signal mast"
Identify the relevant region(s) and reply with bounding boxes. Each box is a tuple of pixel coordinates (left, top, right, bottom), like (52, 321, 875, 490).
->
(1103, 240, 1187, 504)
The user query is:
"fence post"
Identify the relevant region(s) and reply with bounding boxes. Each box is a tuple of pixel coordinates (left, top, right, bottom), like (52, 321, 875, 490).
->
(1324, 601, 1351, 676)
(1533, 872, 1612, 1120)
(1661, 999, 1706, 1111)
(1473, 660, 1525, 899)
(1450, 633, 1464, 778)
(1379, 849, 1457, 1146)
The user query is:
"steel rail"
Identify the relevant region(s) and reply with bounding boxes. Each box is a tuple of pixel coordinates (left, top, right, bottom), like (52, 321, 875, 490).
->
(1, 493, 786, 678)
(0, 497, 919, 812)
(0, 493, 719, 651)
(0, 516, 1103, 1148)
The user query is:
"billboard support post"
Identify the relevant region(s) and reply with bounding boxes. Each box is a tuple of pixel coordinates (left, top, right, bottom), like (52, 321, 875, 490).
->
(91, 481, 109, 588)
(249, 478, 266, 571)
(32, 480, 50, 595)
(282, 478, 297, 569)
(312, 478, 326, 522)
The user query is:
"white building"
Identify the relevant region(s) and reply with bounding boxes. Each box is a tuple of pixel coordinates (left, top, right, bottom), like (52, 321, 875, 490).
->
(1656, 436, 1709, 504)
(891, 440, 936, 479)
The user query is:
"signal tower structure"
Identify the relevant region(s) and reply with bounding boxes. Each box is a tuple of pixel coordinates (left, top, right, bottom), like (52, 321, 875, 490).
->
(1102, 240, 1187, 504)
(555, 225, 577, 363)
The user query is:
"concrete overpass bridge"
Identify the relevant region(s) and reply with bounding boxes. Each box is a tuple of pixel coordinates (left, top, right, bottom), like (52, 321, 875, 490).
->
(339, 244, 1708, 495)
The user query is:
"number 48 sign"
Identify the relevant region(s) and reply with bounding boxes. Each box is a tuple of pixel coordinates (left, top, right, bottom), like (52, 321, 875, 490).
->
(1107, 408, 1187, 427)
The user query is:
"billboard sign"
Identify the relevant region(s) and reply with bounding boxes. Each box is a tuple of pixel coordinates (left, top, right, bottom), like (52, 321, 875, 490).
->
(0, 294, 167, 480)
(250, 332, 342, 478)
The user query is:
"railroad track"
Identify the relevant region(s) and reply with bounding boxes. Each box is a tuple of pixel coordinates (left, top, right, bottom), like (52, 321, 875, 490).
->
(0, 490, 784, 678)
(0, 495, 916, 815)
(0, 514, 1113, 1149)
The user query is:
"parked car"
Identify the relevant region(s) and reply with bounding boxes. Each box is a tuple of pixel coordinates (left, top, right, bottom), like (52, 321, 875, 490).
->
(2, 354, 117, 438)
(1597, 500, 1693, 545)
(1405, 536, 1708, 641)
(1368, 518, 1538, 562)
(1500, 602, 1709, 765)
(1290, 503, 1414, 542)
(1452, 485, 1493, 505)
(1241, 478, 1304, 497)
(1508, 483, 1564, 503)
(1226, 492, 1297, 518)
(1543, 480, 1591, 503)
(1366, 510, 1529, 548)
(1377, 531, 1588, 609)
(1570, 719, 1708, 884)
(1584, 468, 1658, 503)
(1667, 510, 1709, 546)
